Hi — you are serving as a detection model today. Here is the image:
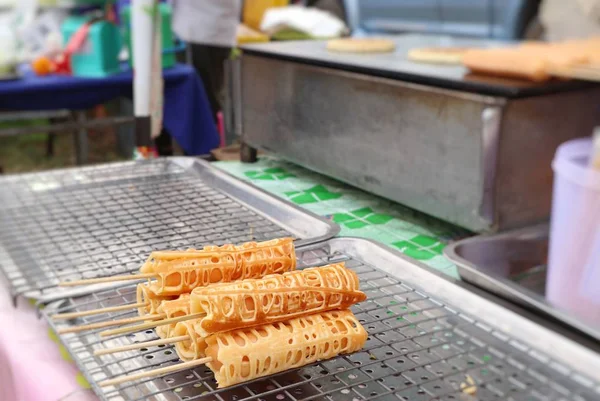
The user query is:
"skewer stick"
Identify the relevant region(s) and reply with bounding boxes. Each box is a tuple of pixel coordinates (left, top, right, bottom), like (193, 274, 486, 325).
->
(146, 250, 211, 259)
(59, 273, 157, 287)
(100, 312, 206, 338)
(591, 128, 600, 170)
(99, 357, 212, 387)
(568, 63, 600, 73)
(52, 302, 148, 320)
(548, 65, 600, 82)
(94, 335, 190, 356)
(57, 314, 165, 334)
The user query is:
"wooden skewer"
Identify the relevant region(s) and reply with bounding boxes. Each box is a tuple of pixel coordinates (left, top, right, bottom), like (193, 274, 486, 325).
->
(591, 129, 600, 170)
(147, 250, 212, 259)
(567, 67, 600, 81)
(57, 314, 165, 335)
(52, 302, 149, 320)
(548, 65, 600, 82)
(94, 335, 191, 356)
(568, 63, 600, 72)
(100, 312, 206, 338)
(99, 357, 212, 387)
(59, 273, 157, 287)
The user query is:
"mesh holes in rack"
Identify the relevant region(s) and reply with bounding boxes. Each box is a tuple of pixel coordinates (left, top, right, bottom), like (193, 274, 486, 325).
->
(0, 164, 290, 296)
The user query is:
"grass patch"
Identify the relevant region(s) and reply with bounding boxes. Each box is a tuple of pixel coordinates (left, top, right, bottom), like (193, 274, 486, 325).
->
(0, 118, 127, 173)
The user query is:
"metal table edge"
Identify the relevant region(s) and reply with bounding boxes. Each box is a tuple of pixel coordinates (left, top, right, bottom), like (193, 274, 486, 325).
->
(0, 158, 148, 181)
(238, 47, 596, 99)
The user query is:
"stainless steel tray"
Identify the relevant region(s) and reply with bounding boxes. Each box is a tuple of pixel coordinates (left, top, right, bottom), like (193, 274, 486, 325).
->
(445, 224, 600, 343)
(44, 238, 600, 401)
(0, 158, 338, 303)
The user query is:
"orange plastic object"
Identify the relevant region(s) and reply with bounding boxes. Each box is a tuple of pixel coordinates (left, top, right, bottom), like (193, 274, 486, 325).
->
(31, 57, 54, 76)
(242, 0, 288, 31)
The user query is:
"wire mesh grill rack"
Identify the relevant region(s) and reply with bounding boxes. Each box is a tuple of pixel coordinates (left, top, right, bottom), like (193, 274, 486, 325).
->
(0, 158, 337, 302)
(44, 238, 600, 401)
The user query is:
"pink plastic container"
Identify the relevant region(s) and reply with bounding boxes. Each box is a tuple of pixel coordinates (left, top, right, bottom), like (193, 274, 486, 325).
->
(548, 138, 600, 328)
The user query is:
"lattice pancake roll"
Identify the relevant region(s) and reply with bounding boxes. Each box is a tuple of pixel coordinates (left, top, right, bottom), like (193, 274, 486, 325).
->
(141, 238, 297, 296)
(189, 263, 366, 336)
(230, 238, 296, 278)
(154, 294, 191, 338)
(172, 319, 207, 361)
(139, 247, 230, 274)
(204, 310, 367, 388)
(140, 238, 295, 274)
(136, 283, 178, 316)
(145, 251, 238, 296)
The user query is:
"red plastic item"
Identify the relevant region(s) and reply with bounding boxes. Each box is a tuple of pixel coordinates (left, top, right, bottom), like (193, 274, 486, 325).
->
(54, 17, 102, 75)
(217, 111, 225, 147)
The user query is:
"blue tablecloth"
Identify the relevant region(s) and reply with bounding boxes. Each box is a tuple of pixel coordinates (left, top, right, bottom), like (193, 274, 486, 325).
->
(0, 64, 218, 155)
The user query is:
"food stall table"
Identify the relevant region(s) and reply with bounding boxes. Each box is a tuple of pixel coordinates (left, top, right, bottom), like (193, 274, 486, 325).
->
(2, 157, 600, 400)
(0, 63, 218, 161)
(0, 156, 464, 401)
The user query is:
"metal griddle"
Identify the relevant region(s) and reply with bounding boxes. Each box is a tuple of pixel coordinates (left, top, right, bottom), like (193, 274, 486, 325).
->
(45, 238, 600, 401)
(240, 34, 593, 98)
(0, 158, 338, 303)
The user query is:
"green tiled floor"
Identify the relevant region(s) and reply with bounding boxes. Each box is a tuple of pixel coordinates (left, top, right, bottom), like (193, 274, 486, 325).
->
(214, 157, 471, 278)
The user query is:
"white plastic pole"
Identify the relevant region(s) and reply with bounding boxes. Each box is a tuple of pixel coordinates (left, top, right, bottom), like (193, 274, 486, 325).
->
(149, 0, 164, 141)
(131, 0, 155, 153)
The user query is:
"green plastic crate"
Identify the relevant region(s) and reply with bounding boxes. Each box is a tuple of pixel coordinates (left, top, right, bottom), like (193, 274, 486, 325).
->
(61, 16, 121, 77)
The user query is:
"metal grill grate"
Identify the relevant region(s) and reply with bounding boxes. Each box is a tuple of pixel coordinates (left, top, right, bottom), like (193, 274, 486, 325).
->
(44, 239, 600, 401)
(0, 159, 337, 301)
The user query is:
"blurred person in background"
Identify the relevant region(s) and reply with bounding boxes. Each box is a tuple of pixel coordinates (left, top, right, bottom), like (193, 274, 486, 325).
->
(171, 0, 241, 124)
